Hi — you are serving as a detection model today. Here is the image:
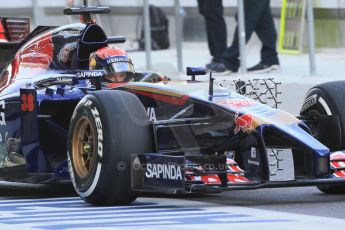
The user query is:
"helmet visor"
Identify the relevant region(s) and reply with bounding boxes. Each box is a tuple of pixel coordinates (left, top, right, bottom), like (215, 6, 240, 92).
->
(104, 61, 135, 76)
(103, 61, 134, 82)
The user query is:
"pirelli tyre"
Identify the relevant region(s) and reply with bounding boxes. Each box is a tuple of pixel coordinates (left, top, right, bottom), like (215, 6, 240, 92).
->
(301, 81, 345, 194)
(68, 90, 152, 205)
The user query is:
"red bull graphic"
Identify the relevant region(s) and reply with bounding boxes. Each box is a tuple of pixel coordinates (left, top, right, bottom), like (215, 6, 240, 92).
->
(234, 113, 253, 134)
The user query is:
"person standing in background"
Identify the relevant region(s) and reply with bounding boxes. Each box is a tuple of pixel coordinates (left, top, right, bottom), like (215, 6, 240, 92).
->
(197, 0, 227, 69)
(208, 0, 280, 74)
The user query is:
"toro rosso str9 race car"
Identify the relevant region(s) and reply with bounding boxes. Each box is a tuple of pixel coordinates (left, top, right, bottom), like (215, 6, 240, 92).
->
(0, 3, 345, 205)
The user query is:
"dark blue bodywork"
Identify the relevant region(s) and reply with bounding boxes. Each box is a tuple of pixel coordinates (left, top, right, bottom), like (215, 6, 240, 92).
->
(0, 14, 340, 190)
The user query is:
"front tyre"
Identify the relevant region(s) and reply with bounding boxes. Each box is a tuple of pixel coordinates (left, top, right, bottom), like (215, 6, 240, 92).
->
(301, 81, 345, 194)
(68, 90, 152, 205)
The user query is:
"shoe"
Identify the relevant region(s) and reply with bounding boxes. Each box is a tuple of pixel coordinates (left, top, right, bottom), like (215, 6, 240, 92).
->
(207, 62, 232, 75)
(247, 63, 280, 74)
(205, 58, 221, 69)
(206, 61, 218, 69)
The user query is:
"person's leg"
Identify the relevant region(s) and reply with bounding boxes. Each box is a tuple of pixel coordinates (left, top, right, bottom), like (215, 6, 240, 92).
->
(197, 0, 215, 59)
(221, 25, 240, 71)
(221, 0, 265, 71)
(255, 0, 279, 66)
(198, 0, 227, 63)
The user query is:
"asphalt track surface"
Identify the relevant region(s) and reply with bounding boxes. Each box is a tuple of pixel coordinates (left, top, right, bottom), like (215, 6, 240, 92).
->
(0, 182, 344, 229)
(186, 186, 345, 219)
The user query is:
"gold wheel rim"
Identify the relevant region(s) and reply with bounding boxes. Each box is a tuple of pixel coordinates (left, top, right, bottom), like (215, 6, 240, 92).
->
(72, 116, 97, 179)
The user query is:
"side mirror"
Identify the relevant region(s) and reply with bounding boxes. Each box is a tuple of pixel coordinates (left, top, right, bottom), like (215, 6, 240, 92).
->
(186, 67, 206, 82)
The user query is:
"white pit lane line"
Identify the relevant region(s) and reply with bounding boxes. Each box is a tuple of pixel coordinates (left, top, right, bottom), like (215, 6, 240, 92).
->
(0, 197, 344, 229)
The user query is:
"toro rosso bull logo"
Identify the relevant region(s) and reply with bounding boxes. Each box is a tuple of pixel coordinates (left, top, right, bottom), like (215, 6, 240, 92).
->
(234, 112, 253, 134)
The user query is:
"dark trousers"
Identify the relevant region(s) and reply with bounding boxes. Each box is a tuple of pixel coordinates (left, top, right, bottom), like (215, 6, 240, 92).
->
(222, 0, 279, 71)
(197, 0, 227, 62)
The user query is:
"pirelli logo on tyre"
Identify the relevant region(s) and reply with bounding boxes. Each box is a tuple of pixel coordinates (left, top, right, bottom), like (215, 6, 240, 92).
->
(69, 97, 104, 198)
(301, 94, 317, 113)
(89, 104, 103, 158)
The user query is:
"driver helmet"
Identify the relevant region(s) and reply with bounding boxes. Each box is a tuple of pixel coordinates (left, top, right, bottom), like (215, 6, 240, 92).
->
(89, 47, 135, 84)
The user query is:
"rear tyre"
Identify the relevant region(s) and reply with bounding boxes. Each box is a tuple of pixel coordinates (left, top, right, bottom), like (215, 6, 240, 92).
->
(68, 90, 152, 205)
(301, 81, 345, 194)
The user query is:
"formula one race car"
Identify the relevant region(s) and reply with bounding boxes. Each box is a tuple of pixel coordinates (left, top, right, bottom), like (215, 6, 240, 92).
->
(0, 2, 345, 205)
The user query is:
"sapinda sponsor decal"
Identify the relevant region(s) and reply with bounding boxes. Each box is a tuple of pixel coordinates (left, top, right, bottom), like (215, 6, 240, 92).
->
(76, 71, 104, 78)
(145, 163, 183, 180)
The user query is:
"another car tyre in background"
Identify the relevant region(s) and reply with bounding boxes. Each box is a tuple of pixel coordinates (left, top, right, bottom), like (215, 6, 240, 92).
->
(301, 81, 345, 194)
(67, 90, 152, 205)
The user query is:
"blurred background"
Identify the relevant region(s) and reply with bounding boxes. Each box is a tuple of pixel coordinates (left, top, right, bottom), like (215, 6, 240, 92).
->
(0, 0, 344, 50)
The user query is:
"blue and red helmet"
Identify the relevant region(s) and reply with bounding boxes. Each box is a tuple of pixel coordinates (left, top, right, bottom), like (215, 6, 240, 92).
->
(89, 47, 135, 82)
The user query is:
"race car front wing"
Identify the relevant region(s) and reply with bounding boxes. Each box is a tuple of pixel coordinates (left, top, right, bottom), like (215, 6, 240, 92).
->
(130, 152, 345, 194)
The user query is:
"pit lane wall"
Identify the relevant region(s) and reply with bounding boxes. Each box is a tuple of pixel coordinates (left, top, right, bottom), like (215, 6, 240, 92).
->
(0, 0, 344, 49)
